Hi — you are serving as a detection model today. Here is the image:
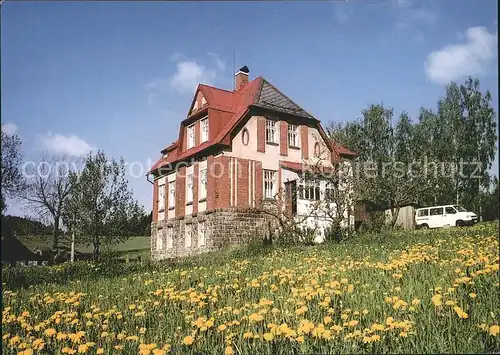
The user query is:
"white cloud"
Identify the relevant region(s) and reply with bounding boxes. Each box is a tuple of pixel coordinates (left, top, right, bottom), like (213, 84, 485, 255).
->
(168, 61, 216, 94)
(1, 122, 18, 134)
(425, 26, 497, 85)
(42, 132, 95, 156)
(208, 52, 226, 71)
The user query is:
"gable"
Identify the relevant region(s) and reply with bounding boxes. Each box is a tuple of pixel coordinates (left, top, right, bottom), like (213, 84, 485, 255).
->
(188, 89, 207, 115)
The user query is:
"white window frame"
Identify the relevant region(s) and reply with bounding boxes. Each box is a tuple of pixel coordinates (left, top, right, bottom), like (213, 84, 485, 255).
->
(298, 180, 321, 201)
(156, 229, 163, 251)
(266, 119, 278, 144)
(288, 124, 299, 147)
(166, 227, 173, 250)
(185, 224, 192, 248)
(186, 174, 194, 203)
(263, 170, 277, 199)
(199, 168, 207, 200)
(158, 184, 165, 212)
(168, 181, 176, 210)
(187, 124, 195, 149)
(198, 221, 206, 247)
(201, 117, 209, 143)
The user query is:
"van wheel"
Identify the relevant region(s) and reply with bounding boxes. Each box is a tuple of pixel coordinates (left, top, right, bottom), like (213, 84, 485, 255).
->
(456, 220, 464, 227)
(420, 224, 429, 230)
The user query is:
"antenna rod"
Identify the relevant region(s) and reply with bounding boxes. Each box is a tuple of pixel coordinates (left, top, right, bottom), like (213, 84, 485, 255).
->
(233, 49, 236, 89)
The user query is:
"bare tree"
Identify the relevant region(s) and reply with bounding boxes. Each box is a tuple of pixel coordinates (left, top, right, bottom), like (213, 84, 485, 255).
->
(1, 129, 25, 215)
(21, 153, 78, 249)
(256, 134, 358, 245)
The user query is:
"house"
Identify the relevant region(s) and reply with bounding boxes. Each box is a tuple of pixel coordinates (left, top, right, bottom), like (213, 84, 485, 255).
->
(148, 66, 358, 259)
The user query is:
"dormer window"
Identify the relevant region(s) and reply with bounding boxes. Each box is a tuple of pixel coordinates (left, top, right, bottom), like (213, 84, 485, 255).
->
(201, 117, 209, 143)
(163, 152, 168, 159)
(187, 124, 195, 149)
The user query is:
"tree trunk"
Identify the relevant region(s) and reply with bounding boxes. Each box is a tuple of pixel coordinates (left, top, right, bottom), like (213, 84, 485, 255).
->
(391, 205, 401, 229)
(93, 238, 101, 261)
(52, 215, 60, 250)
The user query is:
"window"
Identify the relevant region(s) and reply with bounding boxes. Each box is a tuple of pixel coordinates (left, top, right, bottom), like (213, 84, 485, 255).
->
(314, 142, 321, 157)
(266, 119, 278, 144)
(453, 205, 466, 212)
(417, 209, 429, 217)
(186, 174, 193, 203)
(193, 100, 199, 111)
(298, 180, 320, 201)
(166, 227, 173, 249)
(430, 207, 443, 216)
(201, 96, 207, 106)
(185, 224, 192, 248)
(288, 124, 299, 147)
(445, 206, 456, 214)
(187, 124, 195, 149)
(241, 128, 249, 146)
(199, 169, 207, 200)
(325, 182, 336, 201)
(158, 184, 165, 211)
(201, 117, 209, 142)
(263, 170, 277, 199)
(168, 181, 176, 210)
(156, 229, 163, 251)
(198, 221, 206, 247)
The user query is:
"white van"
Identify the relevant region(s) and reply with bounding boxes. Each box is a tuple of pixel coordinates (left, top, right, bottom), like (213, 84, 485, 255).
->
(415, 205, 477, 229)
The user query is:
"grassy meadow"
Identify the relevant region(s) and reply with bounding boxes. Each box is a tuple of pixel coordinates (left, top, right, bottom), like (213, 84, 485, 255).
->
(17, 235, 151, 260)
(2, 223, 499, 354)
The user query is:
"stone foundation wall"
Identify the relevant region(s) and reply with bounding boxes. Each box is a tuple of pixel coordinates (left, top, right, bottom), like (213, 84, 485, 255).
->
(151, 208, 276, 260)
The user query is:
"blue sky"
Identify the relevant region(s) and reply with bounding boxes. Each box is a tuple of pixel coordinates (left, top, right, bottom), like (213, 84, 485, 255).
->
(2, 0, 498, 217)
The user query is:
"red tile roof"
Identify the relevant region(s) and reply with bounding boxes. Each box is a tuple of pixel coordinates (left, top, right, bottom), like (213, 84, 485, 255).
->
(149, 76, 356, 174)
(331, 143, 358, 157)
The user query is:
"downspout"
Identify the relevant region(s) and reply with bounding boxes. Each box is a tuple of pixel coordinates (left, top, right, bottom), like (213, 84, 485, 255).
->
(146, 172, 154, 185)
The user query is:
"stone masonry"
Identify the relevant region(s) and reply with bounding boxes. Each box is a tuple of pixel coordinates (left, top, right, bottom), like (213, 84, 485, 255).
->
(151, 208, 276, 260)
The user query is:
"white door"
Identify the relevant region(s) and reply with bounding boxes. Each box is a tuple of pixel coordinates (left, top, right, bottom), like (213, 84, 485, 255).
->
(428, 207, 444, 228)
(443, 206, 458, 227)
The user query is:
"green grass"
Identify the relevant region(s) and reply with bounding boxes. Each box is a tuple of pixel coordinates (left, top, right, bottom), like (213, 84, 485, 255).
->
(17, 235, 150, 259)
(2, 224, 499, 354)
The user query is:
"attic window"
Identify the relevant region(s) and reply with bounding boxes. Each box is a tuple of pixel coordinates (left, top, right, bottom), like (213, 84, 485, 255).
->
(193, 101, 199, 111)
(314, 142, 321, 157)
(201, 96, 207, 106)
(163, 152, 168, 159)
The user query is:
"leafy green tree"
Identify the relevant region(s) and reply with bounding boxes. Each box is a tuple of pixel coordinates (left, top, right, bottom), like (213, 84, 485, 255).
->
(436, 77, 497, 211)
(65, 150, 144, 260)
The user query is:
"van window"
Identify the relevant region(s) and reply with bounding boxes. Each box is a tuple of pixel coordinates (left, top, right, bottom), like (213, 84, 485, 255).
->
(445, 207, 456, 214)
(417, 209, 429, 217)
(430, 207, 443, 216)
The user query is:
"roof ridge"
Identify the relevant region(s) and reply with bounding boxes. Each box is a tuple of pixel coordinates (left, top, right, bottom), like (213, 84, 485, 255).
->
(199, 83, 234, 94)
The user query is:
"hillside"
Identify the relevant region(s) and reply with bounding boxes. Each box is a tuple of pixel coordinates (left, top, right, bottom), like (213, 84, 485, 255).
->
(2, 223, 499, 354)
